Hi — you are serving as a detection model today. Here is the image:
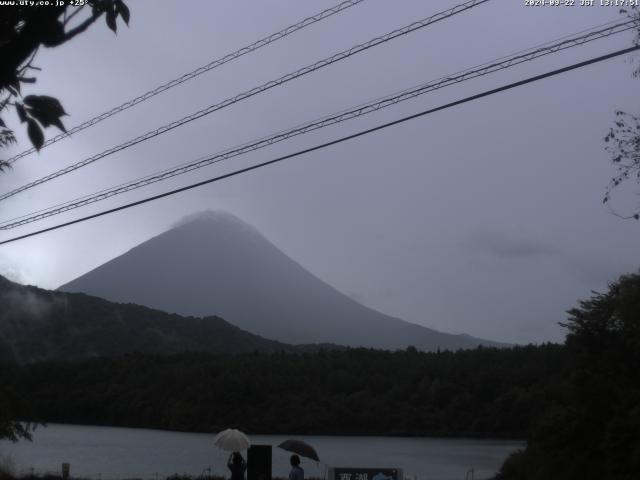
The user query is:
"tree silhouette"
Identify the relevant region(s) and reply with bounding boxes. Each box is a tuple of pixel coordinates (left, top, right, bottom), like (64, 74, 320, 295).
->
(0, 0, 130, 169)
(0, 386, 35, 442)
(0, 0, 129, 441)
(603, 7, 640, 220)
(497, 271, 640, 480)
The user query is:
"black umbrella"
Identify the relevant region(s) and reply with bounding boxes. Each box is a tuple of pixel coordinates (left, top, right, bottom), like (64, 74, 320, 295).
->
(277, 439, 320, 462)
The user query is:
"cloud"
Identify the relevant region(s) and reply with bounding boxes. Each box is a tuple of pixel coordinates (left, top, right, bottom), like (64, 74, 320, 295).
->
(2, 289, 54, 319)
(346, 288, 396, 304)
(0, 255, 30, 284)
(467, 229, 559, 260)
(563, 255, 633, 288)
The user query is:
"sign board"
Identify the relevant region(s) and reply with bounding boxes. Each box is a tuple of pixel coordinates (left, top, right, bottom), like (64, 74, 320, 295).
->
(247, 444, 272, 480)
(61, 463, 70, 480)
(328, 468, 403, 480)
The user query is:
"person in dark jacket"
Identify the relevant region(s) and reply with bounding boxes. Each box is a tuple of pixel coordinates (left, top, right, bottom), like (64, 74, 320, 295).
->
(289, 454, 304, 480)
(227, 451, 247, 480)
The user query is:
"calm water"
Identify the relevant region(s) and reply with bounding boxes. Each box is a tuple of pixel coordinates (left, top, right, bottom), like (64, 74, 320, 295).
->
(0, 424, 523, 480)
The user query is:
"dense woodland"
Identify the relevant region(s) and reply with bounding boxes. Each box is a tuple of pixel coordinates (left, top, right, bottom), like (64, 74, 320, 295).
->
(496, 272, 640, 480)
(0, 344, 565, 438)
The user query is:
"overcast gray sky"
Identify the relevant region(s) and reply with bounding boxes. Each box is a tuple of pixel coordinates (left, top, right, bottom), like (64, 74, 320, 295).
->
(1, 0, 638, 344)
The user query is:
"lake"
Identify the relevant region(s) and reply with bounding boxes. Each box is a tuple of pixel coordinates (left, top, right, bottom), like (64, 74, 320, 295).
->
(0, 424, 524, 480)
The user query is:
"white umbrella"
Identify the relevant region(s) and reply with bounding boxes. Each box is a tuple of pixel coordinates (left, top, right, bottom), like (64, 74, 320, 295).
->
(214, 428, 251, 451)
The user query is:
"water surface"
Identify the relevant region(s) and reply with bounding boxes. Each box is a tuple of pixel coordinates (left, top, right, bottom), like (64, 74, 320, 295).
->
(0, 424, 523, 480)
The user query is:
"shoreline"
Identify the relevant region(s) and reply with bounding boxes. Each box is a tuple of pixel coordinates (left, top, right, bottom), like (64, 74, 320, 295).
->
(1, 424, 521, 480)
(17, 422, 527, 442)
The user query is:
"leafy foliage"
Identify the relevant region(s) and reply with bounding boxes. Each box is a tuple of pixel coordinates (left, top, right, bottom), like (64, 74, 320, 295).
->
(0, 385, 35, 442)
(0, 0, 129, 160)
(0, 118, 15, 171)
(603, 6, 640, 219)
(604, 111, 640, 219)
(496, 272, 640, 480)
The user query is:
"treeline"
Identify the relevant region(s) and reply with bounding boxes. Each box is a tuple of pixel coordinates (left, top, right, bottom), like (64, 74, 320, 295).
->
(496, 272, 640, 480)
(0, 344, 567, 438)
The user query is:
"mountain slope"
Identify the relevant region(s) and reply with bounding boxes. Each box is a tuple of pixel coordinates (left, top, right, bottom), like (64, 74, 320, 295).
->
(0, 275, 296, 364)
(60, 211, 503, 351)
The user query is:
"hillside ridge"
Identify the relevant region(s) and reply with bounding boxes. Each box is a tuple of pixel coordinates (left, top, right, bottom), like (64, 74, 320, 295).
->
(60, 210, 506, 351)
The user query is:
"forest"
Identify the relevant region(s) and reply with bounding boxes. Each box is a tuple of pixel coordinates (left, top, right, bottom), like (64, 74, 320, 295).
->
(1, 344, 565, 438)
(496, 272, 640, 480)
(1, 272, 638, 480)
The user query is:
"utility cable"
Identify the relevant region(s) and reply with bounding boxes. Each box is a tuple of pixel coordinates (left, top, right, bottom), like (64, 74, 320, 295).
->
(6, 0, 368, 163)
(0, 0, 490, 202)
(0, 18, 636, 230)
(1, 45, 637, 246)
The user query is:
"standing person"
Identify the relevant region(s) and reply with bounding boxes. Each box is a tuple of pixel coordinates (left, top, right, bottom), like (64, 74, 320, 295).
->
(227, 451, 247, 480)
(289, 454, 304, 480)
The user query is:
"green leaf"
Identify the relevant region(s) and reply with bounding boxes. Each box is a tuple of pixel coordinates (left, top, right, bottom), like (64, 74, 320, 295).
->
(106, 7, 117, 33)
(116, 0, 130, 25)
(49, 117, 67, 133)
(0, 125, 16, 149)
(23, 95, 67, 117)
(23, 96, 68, 132)
(15, 104, 27, 123)
(27, 119, 44, 151)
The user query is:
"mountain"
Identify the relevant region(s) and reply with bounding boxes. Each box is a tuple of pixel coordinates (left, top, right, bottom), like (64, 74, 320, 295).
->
(0, 275, 299, 364)
(60, 211, 504, 351)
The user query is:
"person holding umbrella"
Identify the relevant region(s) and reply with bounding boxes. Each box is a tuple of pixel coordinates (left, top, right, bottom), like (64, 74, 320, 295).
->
(278, 439, 318, 480)
(227, 452, 247, 480)
(289, 454, 304, 480)
(213, 429, 250, 480)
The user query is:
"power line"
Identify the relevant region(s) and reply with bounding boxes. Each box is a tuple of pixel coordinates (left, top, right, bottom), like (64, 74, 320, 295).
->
(1, 18, 636, 230)
(0, 0, 490, 203)
(6, 0, 368, 164)
(1, 45, 637, 246)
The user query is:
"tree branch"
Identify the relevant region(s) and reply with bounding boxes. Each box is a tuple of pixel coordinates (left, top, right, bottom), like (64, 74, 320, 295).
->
(0, 95, 11, 111)
(606, 204, 640, 220)
(63, 6, 85, 27)
(47, 10, 102, 47)
(17, 47, 39, 75)
(62, 10, 102, 41)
